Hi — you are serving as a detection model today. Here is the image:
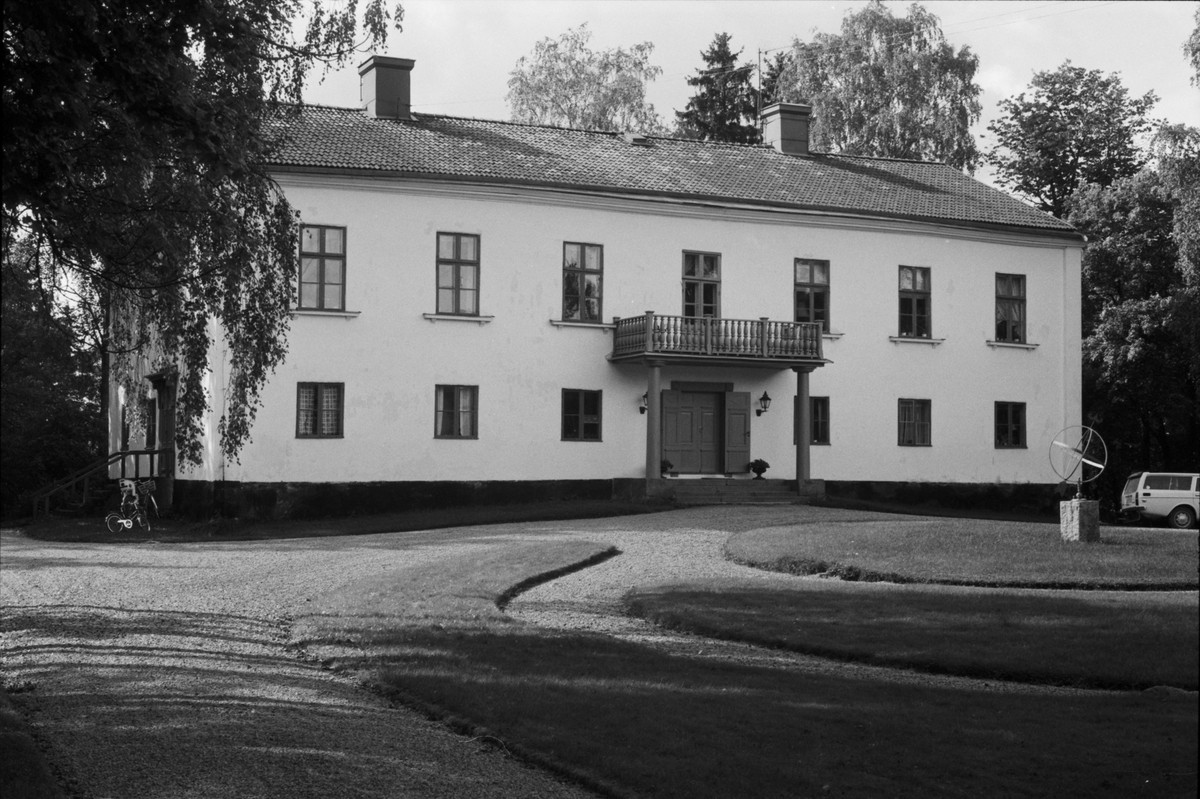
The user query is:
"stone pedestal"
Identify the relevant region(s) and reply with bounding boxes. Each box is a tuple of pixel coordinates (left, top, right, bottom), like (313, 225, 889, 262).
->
(1060, 499, 1100, 542)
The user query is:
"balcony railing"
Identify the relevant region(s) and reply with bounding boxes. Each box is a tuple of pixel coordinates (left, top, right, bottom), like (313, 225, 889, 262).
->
(612, 312, 823, 362)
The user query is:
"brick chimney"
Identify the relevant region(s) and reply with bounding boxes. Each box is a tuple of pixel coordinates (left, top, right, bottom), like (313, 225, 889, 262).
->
(359, 55, 415, 119)
(761, 102, 812, 155)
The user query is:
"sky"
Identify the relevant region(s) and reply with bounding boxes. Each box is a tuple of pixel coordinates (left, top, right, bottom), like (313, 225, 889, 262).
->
(302, 1, 1200, 186)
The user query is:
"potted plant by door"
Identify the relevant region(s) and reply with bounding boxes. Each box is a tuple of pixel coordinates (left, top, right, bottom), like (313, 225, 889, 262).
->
(661, 459, 675, 477)
(748, 458, 770, 479)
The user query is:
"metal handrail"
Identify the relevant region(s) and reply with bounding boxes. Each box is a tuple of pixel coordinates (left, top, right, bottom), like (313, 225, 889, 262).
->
(31, 448, 173, 516)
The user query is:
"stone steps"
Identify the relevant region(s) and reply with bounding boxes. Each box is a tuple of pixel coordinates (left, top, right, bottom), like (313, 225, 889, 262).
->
(667, 478, 801, 506)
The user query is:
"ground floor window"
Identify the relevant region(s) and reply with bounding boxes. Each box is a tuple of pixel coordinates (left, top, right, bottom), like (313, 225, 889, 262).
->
(811, 397, 830, 444)
(435, 385, 478, 438)
(562, 389, 602, 441)
(995, 401, 1026, 448)
(898, 398, 931, 446)
(297, 383, 344, 438)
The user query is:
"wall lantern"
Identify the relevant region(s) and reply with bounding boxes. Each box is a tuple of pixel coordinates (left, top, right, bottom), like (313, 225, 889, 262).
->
(756, 391, 772, 416)
(639, 392, 649, 414)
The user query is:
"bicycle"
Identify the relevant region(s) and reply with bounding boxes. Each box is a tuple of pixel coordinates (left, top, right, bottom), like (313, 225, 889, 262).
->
(105, 478, 158, 533)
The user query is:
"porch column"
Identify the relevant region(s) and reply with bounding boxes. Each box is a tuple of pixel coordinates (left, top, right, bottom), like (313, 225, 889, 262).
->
(794, 367, 811, 482)
(645, 360, 663, 479)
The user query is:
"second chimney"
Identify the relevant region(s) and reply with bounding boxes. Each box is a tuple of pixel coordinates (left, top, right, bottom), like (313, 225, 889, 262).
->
(359, 55, 415, 120)
(761, 102, 811, 155)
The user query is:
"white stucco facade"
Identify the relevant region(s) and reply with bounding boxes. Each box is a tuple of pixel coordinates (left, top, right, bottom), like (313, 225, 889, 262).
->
(174, 172, 1083, 490)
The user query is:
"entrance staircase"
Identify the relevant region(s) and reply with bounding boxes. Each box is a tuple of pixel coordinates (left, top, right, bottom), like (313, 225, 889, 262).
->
(667, 478, 803, 506)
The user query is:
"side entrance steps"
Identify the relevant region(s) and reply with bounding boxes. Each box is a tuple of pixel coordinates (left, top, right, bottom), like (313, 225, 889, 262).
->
(667, 478, 806, 506)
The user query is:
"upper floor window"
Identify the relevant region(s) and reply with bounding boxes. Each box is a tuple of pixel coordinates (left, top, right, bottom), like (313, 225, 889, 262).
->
(995, 274, 1026, 343)
(795, 259, 830, 332)
(562, 389, 602, 441)
(995, 401, 1026, 448)
(682, 251, 720, 318)
(435, 384, 478, 439)
(898, 398, 931, 446)
(563, 243, 603, 322)
(898, 266, 931, 338)
(297, 383, 344, 438)
(299, 225, 346, 310)
(437, 233, 480, 315)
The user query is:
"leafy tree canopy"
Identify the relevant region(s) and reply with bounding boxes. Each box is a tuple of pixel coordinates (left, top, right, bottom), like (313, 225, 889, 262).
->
(675, 32, 759, 144)
(986, 61, 1158, 219)
(1068, 124, 1200, 508)
(1186, 6, 1200, 86)
(775, 0, 981, 172)
(3, 0, 402, 467)
(507, 24, 665, 133)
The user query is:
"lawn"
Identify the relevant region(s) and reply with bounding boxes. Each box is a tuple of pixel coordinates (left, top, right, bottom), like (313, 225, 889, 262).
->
(293, 516, 1199, 799)
(725, 518, 1199, 589)
(626, 579, 1199, 690)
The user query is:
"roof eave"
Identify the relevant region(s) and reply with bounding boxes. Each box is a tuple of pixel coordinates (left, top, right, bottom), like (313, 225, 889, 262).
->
(268, 163, 1085, 243)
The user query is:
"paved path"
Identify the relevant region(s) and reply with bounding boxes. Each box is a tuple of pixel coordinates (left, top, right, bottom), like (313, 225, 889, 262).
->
(0, 524, 604, 799)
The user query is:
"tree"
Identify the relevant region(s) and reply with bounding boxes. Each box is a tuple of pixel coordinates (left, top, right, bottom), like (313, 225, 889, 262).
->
(1068, 125, 1200, 513)
(775, 0, 981, 172)
(759, 51, 793, 108)
(1185, 6, 1200, 86)
(507, 25, 664, 133)
(676, 33, 760, 144)
(3, 0, 402, 468)
(1, 238, 104, 514)
(986, 62, 1158, 219)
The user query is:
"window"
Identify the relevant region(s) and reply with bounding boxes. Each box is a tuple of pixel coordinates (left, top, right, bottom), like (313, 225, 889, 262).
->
(682, 251, 720, 318)
(811, 397, 830, 445)
(795, 259, 830, 332)
(436, 233, 480, 315)
(145, 397, 157, 449)
(995, 274, 1026, 343)
(435, 385, 477, 438)
(562, 389, 602, 441)
(299, 225, 346, 310)
(898, 399, 931, 446)
(1145, 474, 1194, 491)
(563, 243, 603, 322)
(898, 266, 931, 338)
(994, 402, 1026, 448)
(297, 383, 344, 438)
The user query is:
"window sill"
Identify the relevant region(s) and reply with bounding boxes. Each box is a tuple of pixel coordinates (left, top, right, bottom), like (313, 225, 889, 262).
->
(888, 336, 945, 346)
(549, 320, 615, 330)
(822, 331, 844, 340)
(291, 309, 360, 318)
(995, 445, 1029, 450)
(423, 313, 495, 325)
(986, 340, 1039, 350)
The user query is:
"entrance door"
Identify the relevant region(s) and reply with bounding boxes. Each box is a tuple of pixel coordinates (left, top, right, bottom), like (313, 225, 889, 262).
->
(724, 392, 751, 474)
(663, 391, 723, 473)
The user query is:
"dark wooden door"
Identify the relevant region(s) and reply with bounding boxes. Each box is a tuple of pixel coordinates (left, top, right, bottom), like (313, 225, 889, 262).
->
(724, 391, 751, 474)
(662, 391, 723, 473)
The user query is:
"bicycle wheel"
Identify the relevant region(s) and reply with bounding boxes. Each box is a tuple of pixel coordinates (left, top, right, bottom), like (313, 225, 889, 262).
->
(105, 513, 124, 533)
(136, 511, 151, 532)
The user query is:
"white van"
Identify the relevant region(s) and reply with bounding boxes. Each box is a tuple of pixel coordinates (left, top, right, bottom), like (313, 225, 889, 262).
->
(1120, 472, 1199, 529)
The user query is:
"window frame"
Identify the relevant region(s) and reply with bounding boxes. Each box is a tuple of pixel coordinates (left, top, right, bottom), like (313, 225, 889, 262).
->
(795, 259, 831, 333)
(561, 389, 603, 442)
(811, 396, 830, 445)
(436, 233, 481, 316)
(296, 382, 345, 439)
(995, 273, 1027, 344)
(434, 384, 479, 439)
(898, 266, 932, 339)
(994, 401, 1027, 449)
(897, 398, 932, 447)
(681, 251, 721, 318)
(562, 242, 604, 323)
(298, 225, 347, 311)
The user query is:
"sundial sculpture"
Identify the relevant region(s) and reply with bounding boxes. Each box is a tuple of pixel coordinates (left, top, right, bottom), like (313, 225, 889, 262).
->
(1048, 426, 1108, 499)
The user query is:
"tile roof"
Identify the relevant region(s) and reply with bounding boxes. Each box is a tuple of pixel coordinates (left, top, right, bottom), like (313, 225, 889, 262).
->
(268, 105, 1079, 238)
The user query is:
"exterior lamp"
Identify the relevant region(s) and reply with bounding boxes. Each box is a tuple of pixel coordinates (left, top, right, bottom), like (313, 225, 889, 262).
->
(640, 392, 648, 414)
(756, 391, 772, 416)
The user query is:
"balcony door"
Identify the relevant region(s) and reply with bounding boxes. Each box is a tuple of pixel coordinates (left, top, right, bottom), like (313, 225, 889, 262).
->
(662, 390, 751, 474)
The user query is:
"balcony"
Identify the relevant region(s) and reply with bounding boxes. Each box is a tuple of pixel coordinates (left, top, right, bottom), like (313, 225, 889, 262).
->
(610, 312, 825, 369)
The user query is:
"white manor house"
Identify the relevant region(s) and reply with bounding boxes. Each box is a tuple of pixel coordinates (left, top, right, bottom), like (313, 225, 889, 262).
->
(113, 56, 1084, 517)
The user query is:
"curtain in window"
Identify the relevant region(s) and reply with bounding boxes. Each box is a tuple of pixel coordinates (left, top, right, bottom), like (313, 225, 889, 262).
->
(298, 386, 316, 436)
